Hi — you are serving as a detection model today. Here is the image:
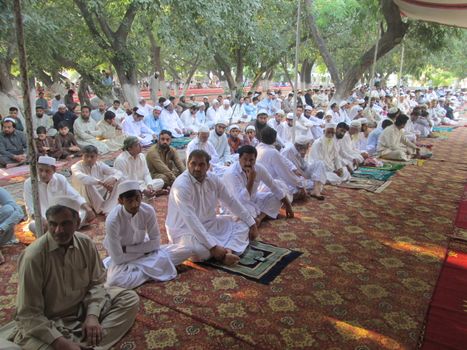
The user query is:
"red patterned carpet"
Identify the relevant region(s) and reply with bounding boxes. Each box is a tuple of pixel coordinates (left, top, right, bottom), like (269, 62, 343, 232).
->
(1, 123, 467, 349)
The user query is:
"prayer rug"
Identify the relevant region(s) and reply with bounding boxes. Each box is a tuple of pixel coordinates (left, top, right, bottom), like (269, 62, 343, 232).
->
(360, 163, 405, 172)
(0, 161, 68, 185)
(202, 241, 302, 284)
(454, 185, 467, 229)
(352, 168, 396, 181)
(433, 126, 455, 132)
(421, 242, 467, 350)
(339, 177, 392, 193)
(170, 137, 193, 149)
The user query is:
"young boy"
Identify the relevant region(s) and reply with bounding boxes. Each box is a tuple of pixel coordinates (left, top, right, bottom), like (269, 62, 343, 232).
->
(35, 126, 62, 159)
(243, 125, 259, 147)
(55, 121, 82, 159)
(227, 125, 243, 153)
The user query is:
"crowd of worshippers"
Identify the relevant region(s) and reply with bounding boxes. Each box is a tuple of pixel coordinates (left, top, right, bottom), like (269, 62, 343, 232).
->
(0, 85, 464, 349)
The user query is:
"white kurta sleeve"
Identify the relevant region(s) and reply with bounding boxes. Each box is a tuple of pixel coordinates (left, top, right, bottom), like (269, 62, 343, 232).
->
(223, 168, 250, 202)
(71, 163, 101, 186)
(216, 178, 256, 227)
(274, 152, 303, 188)
(257, 164, 286, 200)
(100, 162, 123, 180)
(74, 120, 95, 141)
(105, 217, 145, 265)
(125, 207, 160, 254)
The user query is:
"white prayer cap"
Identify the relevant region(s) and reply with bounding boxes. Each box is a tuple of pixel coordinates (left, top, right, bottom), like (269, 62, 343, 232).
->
(388, 107, 399, 114)
(197, 102, 205, 107)
(203, 96, 208, 99)
(295, 135, 310, 146)
(135, 108, 146, 116)
(223, 99, 230, 105)
(38, 156, 56, 167)
(276, 109, 285, 115)
(163, 100, 171, 107)
(216, 118, 228, 126)
(317, 109, 324, 114)
(350, 120, 361, 128)
(198, 125, 210, 133)
(58, 103, 66, 109)
(212, 99, 220, 105)
(439, 97, 446, 101)
(357, 99, 365, 104)
(286, 113, 294, 120)
(268, 91, 276, 96)
(50, 195, 81, 214)
(325, 110, 333, 117)
(325, 123, 337, 129)
(2, 117, 16, 124)
(154, 106, 163, 111)
(138, 96, 145, 101)
(410, 92, 415, 97)
(245, 125, 256, 132)
(359, 118, 368, 125)
(117, 180, 141, 197)
(304, 105, 313, 111)
(355, 106, 363, 112)
(339, 101, 349, 108)
(228, 124, 240, 131)
(257, 109, 269, 116)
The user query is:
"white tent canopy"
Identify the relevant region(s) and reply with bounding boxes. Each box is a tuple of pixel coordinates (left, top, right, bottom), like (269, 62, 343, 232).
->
(394, 0, 467, 28)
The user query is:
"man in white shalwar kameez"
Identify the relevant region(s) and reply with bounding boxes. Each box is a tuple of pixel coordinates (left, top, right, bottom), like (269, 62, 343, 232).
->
(114, 137, 164, 197)
(97, 110, 126, 151)
(218, 99, 234, 122)
(277, 113, 298, 145)
(404, 110, 421, 143)
(377, 115, 419, 161)
(206, 99, 220, 127)
(209, 119, 236, 165)
(103, 181, 189, 289)
(309, 123, 351, 185)
(122, 108, 157, 146)
(71, 145, 124, 215)
(256, 127, 307, 201)
(73, 106, 110, 154)
(224, 145, 293, 226)
(179, 104, 199, 134)
(166, 150, 258, 266)
(24, 156, 95, 235)
(266, 110, 287, 147)
(335, 121, 365, 171)
(281, 137, 327, 200)
(160, 100, 186, 138)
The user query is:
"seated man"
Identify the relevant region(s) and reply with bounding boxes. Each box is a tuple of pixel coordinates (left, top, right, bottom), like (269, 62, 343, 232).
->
(55, 121, 82, 159)
(281, 136, 327, 200)
(146, 130, 186, 188)
(335, 121, 365, 172)
(106, 99, 127, 125)
(3, 196, 139, 350)
(90, 101, 107, 122)
(309, 123, 351, 185)
(180, 104, 199, 133)
(71, 145, 123, 215)
(256, 127, 307, 201)
(0, 118, 27, 168)
(0, 188, 24, 264)
(33, 106, 55, 136)
(367, 119, 393, 156)
(97, 110, 126, 151)
(224, 145, 293, 227)
(104, 180, 189, 289)
(144, 106, 163, 136)
(35, 126, 62, 159)
(73, 105, 109, 154)
(186, 126, 225, 176)
(166, 150, 258, 266)
(114, 137, 164, 197)
(52, 104, 77, 133)
(209, 119, 235, 165)
(24, 156, 95, 235)
(160, 100, 186, 138)
(122, 108, 157, 146)
(5, 107, 24, 132)
(377, 114, 420, 161)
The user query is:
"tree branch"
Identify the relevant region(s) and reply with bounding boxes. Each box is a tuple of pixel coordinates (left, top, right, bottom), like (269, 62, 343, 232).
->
(304, 0, 341, 86)
(73, 0, 111, 50)
(115, 1, 140, 42)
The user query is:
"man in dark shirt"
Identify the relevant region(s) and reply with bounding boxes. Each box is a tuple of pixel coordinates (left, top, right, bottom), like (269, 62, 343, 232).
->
(52, 104, 77, 133)
(0, 118, 28, 168)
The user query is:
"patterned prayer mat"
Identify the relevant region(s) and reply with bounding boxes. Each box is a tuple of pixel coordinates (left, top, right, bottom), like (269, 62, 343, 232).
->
(361, 163, 406, 172)
(433, 126, 455, 132)
(170, 137, 193, 149)
(352, 168, 396, 182)
(203, 241, 302, 284)
(339, 177, 392, 193)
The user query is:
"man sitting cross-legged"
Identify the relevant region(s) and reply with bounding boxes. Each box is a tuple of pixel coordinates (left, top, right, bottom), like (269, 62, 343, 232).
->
(24, 156, 95, 235)
(71, 145, 123, 215)
(0, 118, 27, 168)
(103, 181, 190, 289)
(1, 196, 139, 350)
(165, 150, 258, 266)
(224, 145, 293, 227)
(114, 137, 164, 198)
(256, 127, 308, 201)
(146, 130, 186, 189)
(281, 136, 327, 200)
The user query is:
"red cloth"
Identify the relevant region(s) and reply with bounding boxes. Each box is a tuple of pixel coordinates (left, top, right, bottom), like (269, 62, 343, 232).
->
(454, 185, 467, 229)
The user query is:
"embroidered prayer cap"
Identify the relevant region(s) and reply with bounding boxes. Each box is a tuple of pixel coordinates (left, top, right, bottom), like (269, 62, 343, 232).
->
(350, 120, 361, 128)
(325, 110, 333, 117)
(50, 195, 81, 214)
(245, 125, 256, 132)
(257, 109, 269, 116)
(286, 113, 294, 120)
(2, 117, 16, 124)
(339, 101, 349, 108)
(276, 109, 285, 115)
(388, 107, 399, 114)
(58, 103, 67, 109)
(212, 99, 220, 105)
(135, 108, 146, 117)
(117, 180, 141, 197)
(222, 99, 230, 105)
(357, 99, 365, 104)
(162, 100, 171, 107)
(38, 156, 56, 167)
(198, 125, 210, 133)
(295, 135, 310, 146)
(154, 106, 163, 111)
(304, 105, 313, 111)
(359, 118, 368, 125)
(197, 102, 205, 107)
(325, 123, 337, 129)
(216, 118, 229, 126)
(228, 124, 240, 131)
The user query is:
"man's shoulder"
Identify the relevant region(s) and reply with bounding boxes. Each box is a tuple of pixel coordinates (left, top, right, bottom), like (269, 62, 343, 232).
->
(21, 234, 49, 260)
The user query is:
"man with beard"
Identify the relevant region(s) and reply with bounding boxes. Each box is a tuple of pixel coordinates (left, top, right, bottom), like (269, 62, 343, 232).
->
(166, 150, 257, 265)
(309, 123, 351, 184)
(335, 121, 365, 173)
(122, 108, 157, 146)
(91, 101, 107, 122)
(0, 118, 27, 168)
(186, 125, 225, 176)
(146, 130, 186, 188)
(73, 105, 109, 154)
(52, 104, 77, 133)
(160, 100, 186, 138)
(254, 109, 269, 143)
(33, 106, 55, 136)
(209, 119, 235, 165)
(97, 110, 126, 151)
(103, 180, 188, 289)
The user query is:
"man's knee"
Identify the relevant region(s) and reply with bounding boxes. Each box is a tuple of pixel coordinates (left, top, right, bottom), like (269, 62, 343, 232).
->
(0, 204, 14, 218)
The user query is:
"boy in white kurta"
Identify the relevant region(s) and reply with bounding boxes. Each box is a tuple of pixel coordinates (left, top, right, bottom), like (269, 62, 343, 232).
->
(71, 145, 123, 215)
(104, 181, 188, 289)
(166, 150, 258, 266)
(377, 115, 419, 161)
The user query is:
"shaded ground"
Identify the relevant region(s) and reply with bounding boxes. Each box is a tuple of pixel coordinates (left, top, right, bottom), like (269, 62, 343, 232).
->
(1, 112, 466, 349)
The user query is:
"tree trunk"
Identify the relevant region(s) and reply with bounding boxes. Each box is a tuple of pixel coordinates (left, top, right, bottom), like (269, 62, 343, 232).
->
(78, 79, 92, 107)
(148, 30, 167, 100)
(181, 55, 200, 96)
(214, 53, 236, 95)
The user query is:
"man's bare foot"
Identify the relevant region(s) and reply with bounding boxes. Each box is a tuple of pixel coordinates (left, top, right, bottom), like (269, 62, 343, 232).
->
(0, 250, 5, 265)
(255, 213, 267, 228)
(223, 252, 240, 266)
